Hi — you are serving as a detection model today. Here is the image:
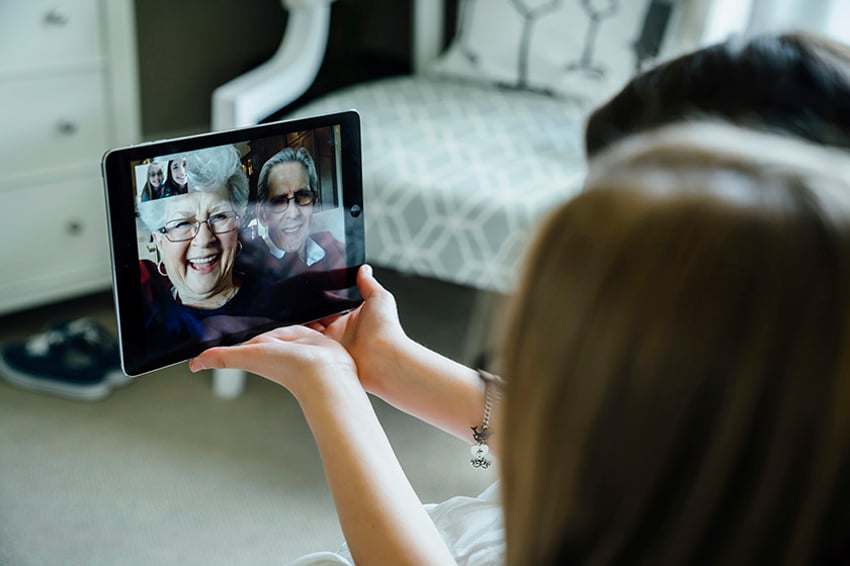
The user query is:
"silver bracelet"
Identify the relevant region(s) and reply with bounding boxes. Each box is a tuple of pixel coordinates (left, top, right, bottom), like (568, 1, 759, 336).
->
(471, 369, 502, 469)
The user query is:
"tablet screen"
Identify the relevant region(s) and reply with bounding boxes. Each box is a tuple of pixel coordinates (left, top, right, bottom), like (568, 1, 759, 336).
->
(102, 110, 364, 376)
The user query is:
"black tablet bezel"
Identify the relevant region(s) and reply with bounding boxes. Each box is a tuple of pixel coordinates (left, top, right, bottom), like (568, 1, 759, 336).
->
(102, 110, 364, 376)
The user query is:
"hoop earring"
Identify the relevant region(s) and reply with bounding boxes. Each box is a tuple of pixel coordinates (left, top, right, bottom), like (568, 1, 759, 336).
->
(152, 247, 167, 277)
(237, 241, 243, 256)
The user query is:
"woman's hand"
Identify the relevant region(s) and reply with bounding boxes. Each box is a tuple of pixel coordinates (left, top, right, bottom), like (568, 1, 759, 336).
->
(309, 264, 410, 398)
(312, 265, 495, 447)
(189, 325, 358, 403)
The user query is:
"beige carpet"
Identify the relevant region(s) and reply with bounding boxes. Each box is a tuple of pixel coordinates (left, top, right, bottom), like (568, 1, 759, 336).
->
(0, 269, 499, 566)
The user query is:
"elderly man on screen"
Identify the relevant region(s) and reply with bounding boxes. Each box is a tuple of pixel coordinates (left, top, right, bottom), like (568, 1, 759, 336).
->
(249, 146, 345, 279)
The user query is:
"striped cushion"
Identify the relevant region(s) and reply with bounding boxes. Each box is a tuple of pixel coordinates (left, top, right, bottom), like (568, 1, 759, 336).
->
(289, 75, 589, 293)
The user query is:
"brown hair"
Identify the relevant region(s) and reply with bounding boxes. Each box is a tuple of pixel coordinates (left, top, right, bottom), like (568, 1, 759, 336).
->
(499, 123, 850, 565)
(585, 32, 850, 157)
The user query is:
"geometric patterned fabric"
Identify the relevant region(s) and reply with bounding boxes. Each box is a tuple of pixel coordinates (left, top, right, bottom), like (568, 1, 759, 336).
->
(288, 75, 591, 293)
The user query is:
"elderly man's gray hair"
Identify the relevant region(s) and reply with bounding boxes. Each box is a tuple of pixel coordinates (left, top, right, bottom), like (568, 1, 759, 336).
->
(256, 146, 319, 204)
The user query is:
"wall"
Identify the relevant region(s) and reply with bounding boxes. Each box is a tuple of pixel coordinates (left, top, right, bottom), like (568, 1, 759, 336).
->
(135, 0, 413, 140)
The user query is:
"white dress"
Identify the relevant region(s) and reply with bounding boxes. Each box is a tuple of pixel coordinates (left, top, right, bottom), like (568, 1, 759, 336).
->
(287, 481, 505, 566)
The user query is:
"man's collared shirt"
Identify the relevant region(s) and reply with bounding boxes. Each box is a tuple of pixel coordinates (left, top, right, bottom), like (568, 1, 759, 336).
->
(264, 235, 326, 267)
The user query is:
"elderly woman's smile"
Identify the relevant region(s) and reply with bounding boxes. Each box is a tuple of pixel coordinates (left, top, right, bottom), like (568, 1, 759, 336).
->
(188, 253, 221, 273)
(156, 189, 240, 308)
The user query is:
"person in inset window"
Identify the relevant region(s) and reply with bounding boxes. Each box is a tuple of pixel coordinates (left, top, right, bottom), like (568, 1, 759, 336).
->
(139, 162, 165, 202)
(246, 147, 345, 280)
(161, 156, 189, 198)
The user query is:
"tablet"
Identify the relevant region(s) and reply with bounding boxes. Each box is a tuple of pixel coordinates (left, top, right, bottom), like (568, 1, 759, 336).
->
(102, 110, 365, 376)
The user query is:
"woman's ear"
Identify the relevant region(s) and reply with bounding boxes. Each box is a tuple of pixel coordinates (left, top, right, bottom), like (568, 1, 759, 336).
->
(150, 232, 167, 273)
(151, 231, 166, 252)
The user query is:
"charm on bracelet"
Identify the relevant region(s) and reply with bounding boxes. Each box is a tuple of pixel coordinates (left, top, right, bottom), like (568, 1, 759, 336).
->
(470, 369, 501, 469)
(470, 441, 492, 469)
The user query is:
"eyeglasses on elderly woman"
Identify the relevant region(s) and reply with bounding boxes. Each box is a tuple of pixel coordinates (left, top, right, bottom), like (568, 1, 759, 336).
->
(158, 211, 241, 242)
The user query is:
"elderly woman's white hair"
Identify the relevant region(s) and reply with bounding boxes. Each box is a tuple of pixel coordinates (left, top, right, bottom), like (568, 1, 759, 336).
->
(138, 144, 249, 232)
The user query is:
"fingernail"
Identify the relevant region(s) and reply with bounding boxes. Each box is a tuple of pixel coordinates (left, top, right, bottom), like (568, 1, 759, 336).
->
(362, 264, 372, 276)
(189, 358, 205, 372)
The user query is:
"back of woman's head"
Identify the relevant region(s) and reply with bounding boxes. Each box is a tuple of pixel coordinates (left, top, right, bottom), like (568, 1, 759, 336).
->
(500, 122, 850, 565)
(585, 32, 850, 157)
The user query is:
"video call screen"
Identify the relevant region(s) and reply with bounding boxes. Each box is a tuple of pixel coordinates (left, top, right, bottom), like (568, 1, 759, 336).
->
(102, 111, 364, 376)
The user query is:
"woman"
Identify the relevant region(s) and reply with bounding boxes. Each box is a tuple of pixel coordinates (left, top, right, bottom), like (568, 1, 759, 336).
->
(161, 155, 189, 198)
(500, 123, 850, 564)
(190, 123, 850, 564)
(139, 162, 165, 202)
(138, 145, 271, 355)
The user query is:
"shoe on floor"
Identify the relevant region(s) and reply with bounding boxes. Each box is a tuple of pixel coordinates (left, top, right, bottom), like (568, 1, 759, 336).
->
(0, 317, 127, 401)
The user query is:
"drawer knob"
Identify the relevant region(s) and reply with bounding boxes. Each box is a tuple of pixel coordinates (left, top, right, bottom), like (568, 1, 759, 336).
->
(57, 121, 79, 135)
(66, 221, 83, 236)
(44, 9, 70, 26)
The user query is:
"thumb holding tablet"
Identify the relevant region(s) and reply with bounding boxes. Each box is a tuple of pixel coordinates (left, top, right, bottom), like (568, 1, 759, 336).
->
(313, 264, 495, 446)
(312, 265, 414, 396)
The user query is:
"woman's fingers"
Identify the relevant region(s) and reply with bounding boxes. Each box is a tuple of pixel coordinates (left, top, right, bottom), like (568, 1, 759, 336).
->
(189, 325, 320, 373)
(357, 264, 385, 301)
(306, 320, 328, 332)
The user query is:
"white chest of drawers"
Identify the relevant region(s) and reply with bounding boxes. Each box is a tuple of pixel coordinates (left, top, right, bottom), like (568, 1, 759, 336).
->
(0, 0, 140, 315)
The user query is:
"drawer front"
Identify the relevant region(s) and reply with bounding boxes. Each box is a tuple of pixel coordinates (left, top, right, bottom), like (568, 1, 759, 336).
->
(0, 0, 102, 73)
(0, 72, 109, 183)
(0, 175, 112, 312)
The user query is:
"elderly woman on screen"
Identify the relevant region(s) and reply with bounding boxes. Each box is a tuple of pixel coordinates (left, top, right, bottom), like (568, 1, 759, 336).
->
(137, 145, 270, 353)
